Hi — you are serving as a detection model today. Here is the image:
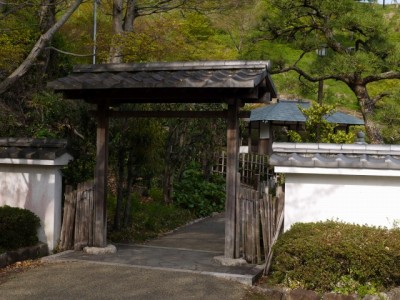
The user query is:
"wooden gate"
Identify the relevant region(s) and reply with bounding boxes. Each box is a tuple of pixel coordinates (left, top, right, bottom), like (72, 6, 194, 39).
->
(214, 152, 284, 268)
(59, 180, 95, 251)
(239, 182, 284, 271)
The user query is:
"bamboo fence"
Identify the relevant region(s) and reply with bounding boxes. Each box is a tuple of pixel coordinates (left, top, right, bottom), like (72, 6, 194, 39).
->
(212, 151, 269, 187)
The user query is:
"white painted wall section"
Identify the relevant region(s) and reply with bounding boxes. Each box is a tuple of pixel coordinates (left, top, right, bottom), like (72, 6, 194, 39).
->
(277, 170, 400, 231)
(0, 153, 72, 250)
(271, 142, 400, 232)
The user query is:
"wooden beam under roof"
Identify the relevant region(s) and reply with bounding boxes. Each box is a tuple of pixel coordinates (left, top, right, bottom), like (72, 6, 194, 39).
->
(90, 110, 251, 119)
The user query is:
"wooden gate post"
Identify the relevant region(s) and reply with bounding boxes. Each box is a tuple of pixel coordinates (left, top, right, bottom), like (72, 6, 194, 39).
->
(225, 101, 240, 259)
(94, 104, 109, 247)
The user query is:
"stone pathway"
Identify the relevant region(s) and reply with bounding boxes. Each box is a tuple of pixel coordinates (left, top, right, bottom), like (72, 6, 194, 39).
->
(45, 213, 264, 285)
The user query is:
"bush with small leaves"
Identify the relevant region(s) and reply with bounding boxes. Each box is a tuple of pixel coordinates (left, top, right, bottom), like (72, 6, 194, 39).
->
(0, 205, 41, 250)
(268, 221, 400, 297)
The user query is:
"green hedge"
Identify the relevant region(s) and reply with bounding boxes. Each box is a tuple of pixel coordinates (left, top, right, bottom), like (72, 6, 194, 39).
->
(0, 205, 41, 251)
(268, 221, 400, 296)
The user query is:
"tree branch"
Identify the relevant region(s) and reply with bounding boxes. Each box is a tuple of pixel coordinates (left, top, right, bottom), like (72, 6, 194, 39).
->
(137, 0, 188, 16)
(0, 2, 32, 21)
(364, 71, 400, 84)
(0, 0, 83, 95)
(371, 92, 391, 104)
(271, 64, 342, 83)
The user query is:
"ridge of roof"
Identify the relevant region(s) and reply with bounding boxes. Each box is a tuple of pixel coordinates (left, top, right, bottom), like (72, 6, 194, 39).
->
(270, 142, 400, 170)
(0, 138, 68, 148)
(47, 60, 278, 102)
(73, 60, 272, 73)
(0, 138, 70, 160)
(272, 142, 400, 155)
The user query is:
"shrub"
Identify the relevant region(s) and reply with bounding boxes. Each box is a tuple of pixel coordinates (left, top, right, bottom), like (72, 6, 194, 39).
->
(149, 187, 163, 203)
(0, 205, 41, 250)
(173, 166, 225, 217)
(268, 221, 400, 296)
(287, 103, 355, 143)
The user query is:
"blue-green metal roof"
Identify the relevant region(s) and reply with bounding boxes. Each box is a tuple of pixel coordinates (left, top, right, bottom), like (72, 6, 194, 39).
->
(250, 100, 364, 125)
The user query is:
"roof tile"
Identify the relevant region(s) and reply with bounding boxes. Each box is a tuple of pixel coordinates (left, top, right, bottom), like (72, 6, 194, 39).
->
(250, 100, 364, 125)
(271, 142, 400, 170)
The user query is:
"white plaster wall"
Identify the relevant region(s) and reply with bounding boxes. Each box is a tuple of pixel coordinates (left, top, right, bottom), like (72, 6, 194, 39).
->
(0, 165, 62, 250)
(284, 173, 400, 231)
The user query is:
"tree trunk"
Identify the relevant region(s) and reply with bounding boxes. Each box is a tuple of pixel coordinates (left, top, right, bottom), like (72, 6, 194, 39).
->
(123, 152, 134, 227)
(123, 0, 136, 32)
(351, 83, 384, 144)
(0, 0, 83, 95)
(40, 0, 56, 33)
(108, 0, 124, 63)
(39, 0, 56, 76)
(113, 147, 125, 230)
(109, 0, 136, 63)
(163, 166, 174, 204)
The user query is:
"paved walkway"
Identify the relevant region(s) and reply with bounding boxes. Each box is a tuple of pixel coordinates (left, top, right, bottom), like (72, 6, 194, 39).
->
(0, 213, 265, 300)
(47, 213, 263, 285)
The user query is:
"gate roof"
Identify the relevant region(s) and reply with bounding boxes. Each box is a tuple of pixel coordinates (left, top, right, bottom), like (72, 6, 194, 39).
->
(47, 60, 277, 103)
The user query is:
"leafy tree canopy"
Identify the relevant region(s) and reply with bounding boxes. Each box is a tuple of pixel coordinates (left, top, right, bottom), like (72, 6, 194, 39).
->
(254, 0, 400, 143)
(288, 103, 356, 143)
(0, 2, 41, 74)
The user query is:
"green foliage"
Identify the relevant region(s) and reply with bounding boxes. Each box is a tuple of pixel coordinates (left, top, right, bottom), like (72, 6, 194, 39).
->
(108, 106, 166, 196)
(334, 274, 378, 297)
(250, 0, 400, 142)
(173, 165, 225, 217)
(374, 92, 400, 144)
(260, 0, 392, 69)
(268, 221, 400, 296)
(98, 12, 237, 63)
(0, 30, 36, 72)
(149, 187, 163, 203)
(25, 91, 97, 185)
(108, 194, 194, 242)
(28, 91, 70, 138)
(161, 104, 226, 203)
(287, 103, 355, 143)
(0, 206, 41, 250)
(0, 5, 38, 73)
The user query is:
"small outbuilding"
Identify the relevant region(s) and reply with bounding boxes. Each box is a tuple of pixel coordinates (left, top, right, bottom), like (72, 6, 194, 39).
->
(270, 142, 400, 230)
(0, 138, 73, 250)
(246, 100, 364, 155)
